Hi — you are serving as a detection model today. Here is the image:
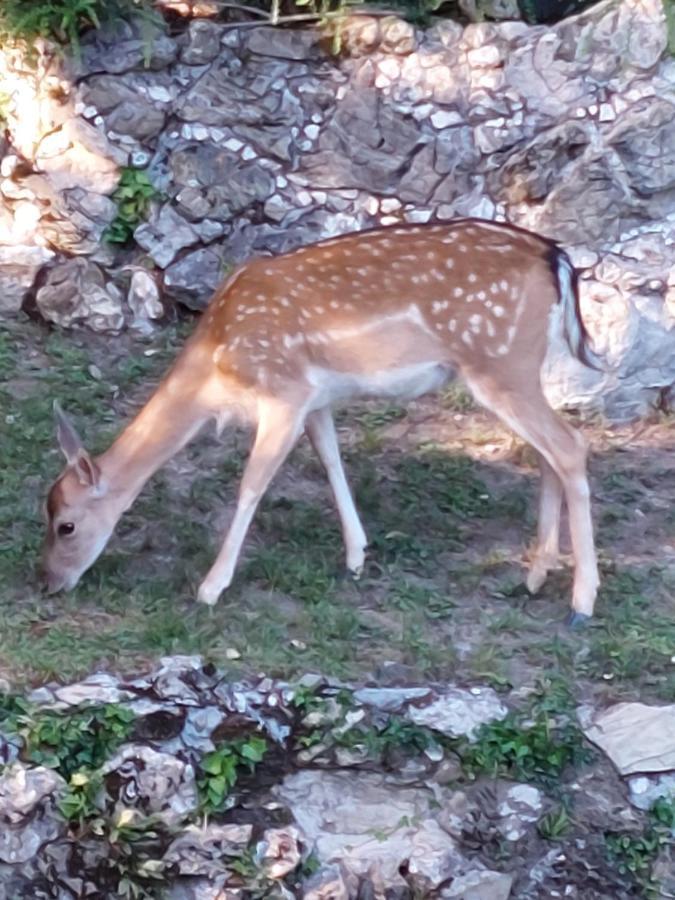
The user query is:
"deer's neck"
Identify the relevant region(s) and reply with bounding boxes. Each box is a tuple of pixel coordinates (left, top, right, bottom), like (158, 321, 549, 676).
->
(99, 357, 211, 511)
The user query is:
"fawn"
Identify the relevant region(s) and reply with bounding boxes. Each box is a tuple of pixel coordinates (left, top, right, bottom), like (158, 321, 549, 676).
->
(42, 219, 600, 624)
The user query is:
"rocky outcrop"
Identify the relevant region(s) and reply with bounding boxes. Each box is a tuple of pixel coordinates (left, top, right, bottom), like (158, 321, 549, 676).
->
(0, 0, 673, 418)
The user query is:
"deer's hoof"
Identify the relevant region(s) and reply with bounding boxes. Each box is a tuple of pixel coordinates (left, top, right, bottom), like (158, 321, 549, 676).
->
(197, 583, 221, 606)
(564, 610, 591, 629)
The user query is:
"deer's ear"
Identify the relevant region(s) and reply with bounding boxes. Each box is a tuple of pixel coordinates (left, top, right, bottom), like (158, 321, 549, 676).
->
(54, 401, 101, 490)
(54, 400, 84, 464)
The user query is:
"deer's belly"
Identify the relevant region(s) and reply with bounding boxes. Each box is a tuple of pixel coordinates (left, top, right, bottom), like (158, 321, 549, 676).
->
(307, 361, 453, 407)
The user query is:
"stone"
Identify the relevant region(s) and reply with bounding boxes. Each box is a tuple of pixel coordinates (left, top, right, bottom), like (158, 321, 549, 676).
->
(627, 772, 675, 812)
(33, 118, 120, 194)
(441, 869, 514, 899)
(164, 246, 225, 310)
(51, 673, 134, 707)
(181, 705, 225, 752)
(134, 204, 199, 268)
(380, 17, 417, 55)
(127, 269, 164, 323)
(165, 879, 231, 900)
(101, 744, 199, 825)
(352, 686, 432, 712)
(35, 258, 125, 332)
(302, 865, 351, 900)
(106, 99, 166, 141)
(78, 18, 178, 75)
(578, 702, 675, 775)
(181, 19, 223, 65)
(257, 826, 303, 878)
(340, 16, 381, 57)
(275, 770, 471, 888)
(431, 109, 465, 129)
(407, 686, 508, 739)
(0, 244, 54, 315)
(165, 823, 253, 876)
(0, 764, 65, 864)
(246, 27, 321, 60)
(496, 783, 543, 841)
(169, 143, 275, 220)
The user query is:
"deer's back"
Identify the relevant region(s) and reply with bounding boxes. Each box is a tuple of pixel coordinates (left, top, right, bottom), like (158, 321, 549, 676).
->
(195, 220, 560, 395)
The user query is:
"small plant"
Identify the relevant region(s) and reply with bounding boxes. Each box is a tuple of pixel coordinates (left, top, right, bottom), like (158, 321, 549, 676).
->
(456, 682, 592, 790)
(198, 734, 267, 814)
(20, 703, 135, 779)
(537, 804, 572, 840)
(104, 168, 158, 246)
(337, 716, 439, 758)
(652, 796, 675, 832)
(58, 769, 103, 823)
(605, 830, 665, 898)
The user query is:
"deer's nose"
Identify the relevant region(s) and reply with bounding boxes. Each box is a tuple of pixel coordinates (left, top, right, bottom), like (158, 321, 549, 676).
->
(39, 564, 66, 595)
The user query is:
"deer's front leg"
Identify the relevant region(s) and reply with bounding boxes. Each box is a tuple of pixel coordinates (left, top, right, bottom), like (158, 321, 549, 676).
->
(305, 406, 368, 575)
(197, 399, 307, 606)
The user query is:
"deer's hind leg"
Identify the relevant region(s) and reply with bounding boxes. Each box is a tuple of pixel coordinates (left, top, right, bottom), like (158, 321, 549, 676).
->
(526, 454, 563, 594)
(464, 373, 599, 620)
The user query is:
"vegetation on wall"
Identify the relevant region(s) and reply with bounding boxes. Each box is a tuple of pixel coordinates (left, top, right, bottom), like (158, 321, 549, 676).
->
(0, 0, 159, 51)
(103, 167, 159, 246)
(0, 0, 615, 54)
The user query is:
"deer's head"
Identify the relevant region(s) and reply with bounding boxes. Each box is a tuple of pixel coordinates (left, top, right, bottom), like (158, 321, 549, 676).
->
(41, 404, 115, 593)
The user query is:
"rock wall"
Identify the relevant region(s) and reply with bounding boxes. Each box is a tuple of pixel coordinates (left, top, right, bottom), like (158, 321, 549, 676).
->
(0, 0, 673, 419)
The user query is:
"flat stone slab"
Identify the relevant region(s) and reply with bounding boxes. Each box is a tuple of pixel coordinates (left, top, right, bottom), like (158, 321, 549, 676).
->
(578, 702, 675, 775)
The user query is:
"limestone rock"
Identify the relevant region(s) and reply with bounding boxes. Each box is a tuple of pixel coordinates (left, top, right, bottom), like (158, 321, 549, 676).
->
(0, 245, 53, 315)
(578, 702, 675, 775)
(165, 823, 253, 876)
(106, 99, 166, 141)
(101, 744, 199, 825)
(78, 18, 178, 75)
(257, 826, 303, 879)
(441, 869, 514, 899)
(127, 269, 164, 324)
(275, 769, 472, 888)
(181, 19, 223, 65)
(35, 258, 125, 331)
(407, 686, 508, 739)
(0, 764, 65, 865)
(134, 204, 199, 268)
(164, 247, 225, 310)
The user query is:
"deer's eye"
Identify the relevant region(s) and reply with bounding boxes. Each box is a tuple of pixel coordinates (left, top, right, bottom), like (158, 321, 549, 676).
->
(57, 522, 75, 537)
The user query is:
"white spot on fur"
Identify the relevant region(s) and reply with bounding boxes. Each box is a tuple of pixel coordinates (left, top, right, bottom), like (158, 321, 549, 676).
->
(468, 272, 477, 283)
(461, 331, 473, 346)
(496, 344, 509, 355)
(493, 305, 505, 317)
(453, 286, 463, 298)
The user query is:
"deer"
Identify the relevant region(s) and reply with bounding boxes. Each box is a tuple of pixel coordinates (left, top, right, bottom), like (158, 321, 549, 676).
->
(41, 218, 601, 626)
